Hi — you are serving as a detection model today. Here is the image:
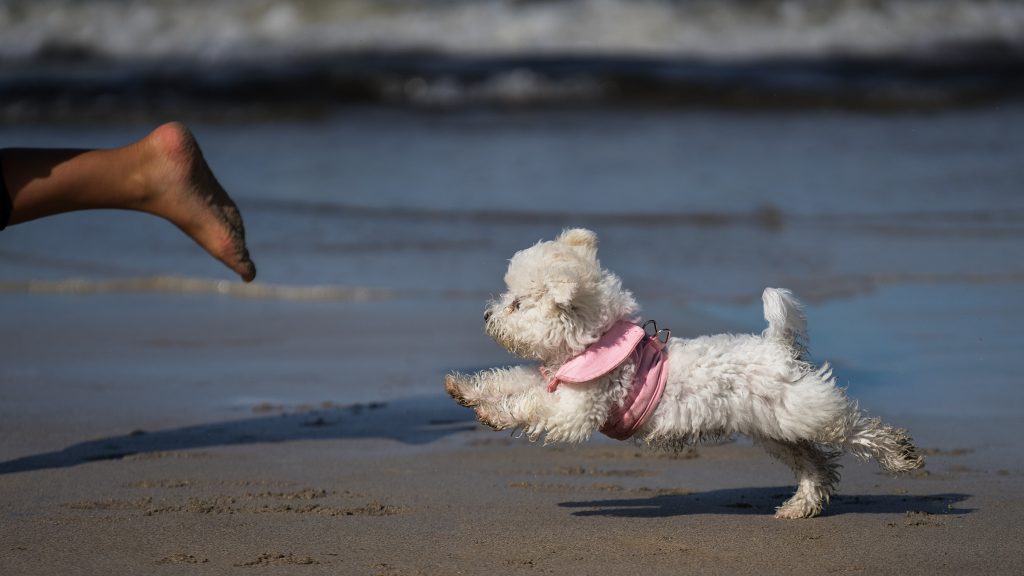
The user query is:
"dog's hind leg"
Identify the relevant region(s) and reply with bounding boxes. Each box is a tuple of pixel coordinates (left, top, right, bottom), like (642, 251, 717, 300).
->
(836, 414, 925, 474)
(758, 438, 841, 519)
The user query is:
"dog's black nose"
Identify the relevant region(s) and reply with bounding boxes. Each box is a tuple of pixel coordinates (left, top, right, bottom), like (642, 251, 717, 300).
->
(484, 310, 492, 322)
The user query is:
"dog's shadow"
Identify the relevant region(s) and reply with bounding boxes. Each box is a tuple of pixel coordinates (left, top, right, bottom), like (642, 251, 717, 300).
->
(0, 395, 477, 475)
(560, 487, 973, 518)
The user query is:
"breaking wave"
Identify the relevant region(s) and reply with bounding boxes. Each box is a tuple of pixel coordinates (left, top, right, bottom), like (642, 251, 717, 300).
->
(3, 0, 1023, 116)
(2, 0, 1022, 63)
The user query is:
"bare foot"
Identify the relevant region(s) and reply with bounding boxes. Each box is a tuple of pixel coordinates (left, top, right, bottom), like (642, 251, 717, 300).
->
(137, 122, 256, 282)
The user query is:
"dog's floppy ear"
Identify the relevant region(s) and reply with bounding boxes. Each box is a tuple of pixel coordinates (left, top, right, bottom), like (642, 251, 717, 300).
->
(557, 228, 598, 259)
(545, 278, 578, 308)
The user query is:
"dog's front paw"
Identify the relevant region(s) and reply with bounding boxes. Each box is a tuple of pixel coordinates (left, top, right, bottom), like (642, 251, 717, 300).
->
(445, 373, 476, 407)
(474, 406, 507, 431)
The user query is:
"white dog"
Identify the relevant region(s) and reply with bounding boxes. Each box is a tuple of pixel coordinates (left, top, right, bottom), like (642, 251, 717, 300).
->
(445, 228, 923, 519)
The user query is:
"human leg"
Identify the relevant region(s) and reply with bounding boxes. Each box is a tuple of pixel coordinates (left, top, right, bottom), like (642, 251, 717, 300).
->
(0, 122, 255, 281)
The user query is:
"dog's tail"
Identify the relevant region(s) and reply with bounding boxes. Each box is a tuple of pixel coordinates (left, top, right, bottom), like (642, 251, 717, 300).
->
(762, 287, 808, 359)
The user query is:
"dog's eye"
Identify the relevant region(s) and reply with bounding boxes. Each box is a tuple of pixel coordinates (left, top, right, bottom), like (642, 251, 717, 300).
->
(506, 298, 520, 313)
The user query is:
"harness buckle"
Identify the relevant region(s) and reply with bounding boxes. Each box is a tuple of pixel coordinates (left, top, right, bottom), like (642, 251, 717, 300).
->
(642, 320, 671, 343)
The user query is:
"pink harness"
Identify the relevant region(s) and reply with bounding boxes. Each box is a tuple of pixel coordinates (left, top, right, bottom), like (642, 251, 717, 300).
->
(543, 320, 670, 440)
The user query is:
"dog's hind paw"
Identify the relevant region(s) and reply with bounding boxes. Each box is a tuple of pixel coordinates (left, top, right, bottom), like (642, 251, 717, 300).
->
(774, 497, 823, 519)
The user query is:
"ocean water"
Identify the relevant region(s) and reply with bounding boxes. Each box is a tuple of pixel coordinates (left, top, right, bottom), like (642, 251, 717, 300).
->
(3, 0, 1023, 61)
(3, 0, 1023, 121)
(2, 105, 1023, 419)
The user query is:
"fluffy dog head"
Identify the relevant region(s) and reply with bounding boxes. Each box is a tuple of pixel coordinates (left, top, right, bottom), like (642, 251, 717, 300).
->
(484, 228, 639, 364)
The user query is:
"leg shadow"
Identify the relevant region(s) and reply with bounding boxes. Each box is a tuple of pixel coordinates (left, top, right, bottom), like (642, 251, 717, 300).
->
(560, 487, 973, 517)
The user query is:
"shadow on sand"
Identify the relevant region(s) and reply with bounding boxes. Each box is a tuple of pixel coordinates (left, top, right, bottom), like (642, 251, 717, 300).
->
(0, 395, 478, 475)
(560, 487, 973, 518)
(0, 399, 978, 520)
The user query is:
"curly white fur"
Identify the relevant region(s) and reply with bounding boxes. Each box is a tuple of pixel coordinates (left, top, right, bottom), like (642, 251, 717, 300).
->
(446, 228, 924, 519)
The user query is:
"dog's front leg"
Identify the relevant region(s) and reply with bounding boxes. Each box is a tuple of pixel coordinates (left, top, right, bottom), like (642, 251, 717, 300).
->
(481, 381, 614, 444)
(445, 365, 541, 409)
(444, 367, 550, 435)
(474, 382, 552, 433)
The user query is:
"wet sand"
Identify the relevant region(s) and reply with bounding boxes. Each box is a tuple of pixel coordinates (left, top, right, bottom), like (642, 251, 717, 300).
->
(1, 297, 1022, 575)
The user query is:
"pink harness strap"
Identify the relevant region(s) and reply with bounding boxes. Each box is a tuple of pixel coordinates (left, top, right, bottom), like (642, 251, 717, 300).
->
(544, 320, 669, 440)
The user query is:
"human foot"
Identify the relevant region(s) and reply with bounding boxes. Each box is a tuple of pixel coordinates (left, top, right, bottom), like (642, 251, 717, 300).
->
(138, 122, 256, 282)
